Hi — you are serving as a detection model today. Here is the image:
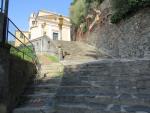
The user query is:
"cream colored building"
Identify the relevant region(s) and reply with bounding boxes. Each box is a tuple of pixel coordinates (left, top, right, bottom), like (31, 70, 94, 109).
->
(15, 31, 30, 47)
(29, 10, 71, 41)
(15, 10, 71, 47)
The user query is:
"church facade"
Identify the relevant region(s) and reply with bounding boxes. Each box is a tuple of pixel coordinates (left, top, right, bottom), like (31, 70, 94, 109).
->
(15, 10, 71, 47)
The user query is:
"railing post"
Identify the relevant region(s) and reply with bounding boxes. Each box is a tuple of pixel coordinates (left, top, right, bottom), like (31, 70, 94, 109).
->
(2, 0, 9, 43)
(23, 52, 24, 60)
(1, 0, 4, 12)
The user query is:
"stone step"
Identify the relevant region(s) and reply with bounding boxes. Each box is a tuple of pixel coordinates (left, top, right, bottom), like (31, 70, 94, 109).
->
(55, 93, 150, 107)
(55, 94, 116, 105)
(40, 71, 62, 75)
(62, 76, 114, 83)
(26, 85, 59, 95)
(56, 85, 150, 94)
(13, 106, 53, 113)
(41, 64, 62, 67)
(19, 94, 54, 108)
(41, 65, 63, 69)
(61, 78, 139, 88)
(64, 69, 147, 76)
(54, 103, 91, 113)
(23, 93, 56, 97)
(62, 74, 150, 82)
(30, 84, 59, 88)
(41, 64, 61, 66)
(141, 26, 150, 35)
(61, 80, 135, 87)
(56, 86, 116, 95)
(40, 68, 63, 71)
(40, 69, 62, 72)
(55, 102, 150, 113)
(34, 78, 61, 85)
(54, 103, 118, 113)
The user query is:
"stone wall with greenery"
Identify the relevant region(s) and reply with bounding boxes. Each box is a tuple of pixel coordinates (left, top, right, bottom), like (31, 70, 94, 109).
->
(70, 0, 104, 32)
(70, 0, 150, 58)
(0, 46, 37, 113)
(70, 0, 150, 31)
(111, 0, 150, 23)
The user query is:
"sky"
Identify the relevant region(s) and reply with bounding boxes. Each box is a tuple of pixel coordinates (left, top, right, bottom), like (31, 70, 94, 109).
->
(8, 0, 72, 31)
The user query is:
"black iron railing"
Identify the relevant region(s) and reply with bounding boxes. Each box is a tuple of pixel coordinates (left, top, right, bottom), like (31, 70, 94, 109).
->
(0, 0, 5, 13)
(7, 17, 39, 65)
(0, 0, 39, 66)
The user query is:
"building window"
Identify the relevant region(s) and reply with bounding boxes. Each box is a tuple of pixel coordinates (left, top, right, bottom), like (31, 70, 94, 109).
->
(29, 34, 31, 39)
(36, 42, 39, 46)
(20, 33, 24, 39)
(32, 21, 35, 25)
(53, 32, 58, 40)
(43, 31, 47, 35)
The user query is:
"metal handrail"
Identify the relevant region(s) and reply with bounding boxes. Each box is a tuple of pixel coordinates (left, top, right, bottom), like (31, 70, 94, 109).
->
(8, 18, 34, 47)
(11, 45, 33, 60)
(8, 31, 34, 53)
(7, 18, 39, 65)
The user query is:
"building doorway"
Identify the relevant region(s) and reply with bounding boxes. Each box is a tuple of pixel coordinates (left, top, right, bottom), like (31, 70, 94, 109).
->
(53, 32, 59, 40)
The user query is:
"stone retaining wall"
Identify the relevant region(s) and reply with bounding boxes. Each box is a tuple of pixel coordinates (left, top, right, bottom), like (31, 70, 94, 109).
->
(0, 46, 37, 113)
(77, 0, 150, 59)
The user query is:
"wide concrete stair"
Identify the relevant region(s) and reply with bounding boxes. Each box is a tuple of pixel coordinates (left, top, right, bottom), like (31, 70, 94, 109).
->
(53, 41, 101, 60)
(38, 54, 53, 65)
(54, 59, 150, 113)
(40, 63, 64, 77)
(13, 63, 64, 113)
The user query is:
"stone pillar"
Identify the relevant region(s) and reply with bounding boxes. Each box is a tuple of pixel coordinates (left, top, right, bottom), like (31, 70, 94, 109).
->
(58, 46, 63, 61)
(0, 44, 11, 113)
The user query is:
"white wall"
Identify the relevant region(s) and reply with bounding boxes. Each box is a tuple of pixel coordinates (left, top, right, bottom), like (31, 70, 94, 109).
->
(29, 11, 71, 41)
(30, 23, 43, 40)
(62, 26, 71, 41)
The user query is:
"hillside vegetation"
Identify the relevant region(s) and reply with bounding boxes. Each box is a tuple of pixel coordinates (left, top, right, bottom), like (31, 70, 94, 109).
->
(70, 0, 150, 32)
(111, 0, 150, 23)
(70, 0, 104, 32)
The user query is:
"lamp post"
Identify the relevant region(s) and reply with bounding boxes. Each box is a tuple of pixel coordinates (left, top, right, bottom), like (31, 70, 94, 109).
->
(58, 15, 63, 40)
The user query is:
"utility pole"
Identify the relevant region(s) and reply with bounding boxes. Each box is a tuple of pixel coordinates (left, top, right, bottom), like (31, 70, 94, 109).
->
(2, 0, 9, 43)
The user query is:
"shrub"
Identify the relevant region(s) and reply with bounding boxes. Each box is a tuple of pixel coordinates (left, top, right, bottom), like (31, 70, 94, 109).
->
(70, 0, 105, 28)
(45, 54, 59, 62)
(70, 0, 87, 26)
(111, 0, 150, 23)
(10, 45, 35, 62)
(81, 22, 88, 33)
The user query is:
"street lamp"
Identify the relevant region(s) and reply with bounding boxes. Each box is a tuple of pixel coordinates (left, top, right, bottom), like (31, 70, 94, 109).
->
(58, 15, 63, 40)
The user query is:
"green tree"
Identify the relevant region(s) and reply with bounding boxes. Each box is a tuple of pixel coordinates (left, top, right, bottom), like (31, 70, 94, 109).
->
(111, 0, 150, 23)
(70, 0, 87, 26)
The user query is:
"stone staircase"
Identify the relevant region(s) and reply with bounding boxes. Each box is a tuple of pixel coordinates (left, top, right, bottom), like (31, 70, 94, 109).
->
(53, 41, 101, 60)
(54, 59, 150, 113)
(12, 55, 150, 113)
(37, 54, 53, 65)
(40, 63, 64, 77)
(13, 62, 64, 113)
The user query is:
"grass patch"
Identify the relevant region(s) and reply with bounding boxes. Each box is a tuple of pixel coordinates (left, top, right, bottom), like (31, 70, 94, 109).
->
(10, 45, 36, 62)
(45, 54, 59, 62)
